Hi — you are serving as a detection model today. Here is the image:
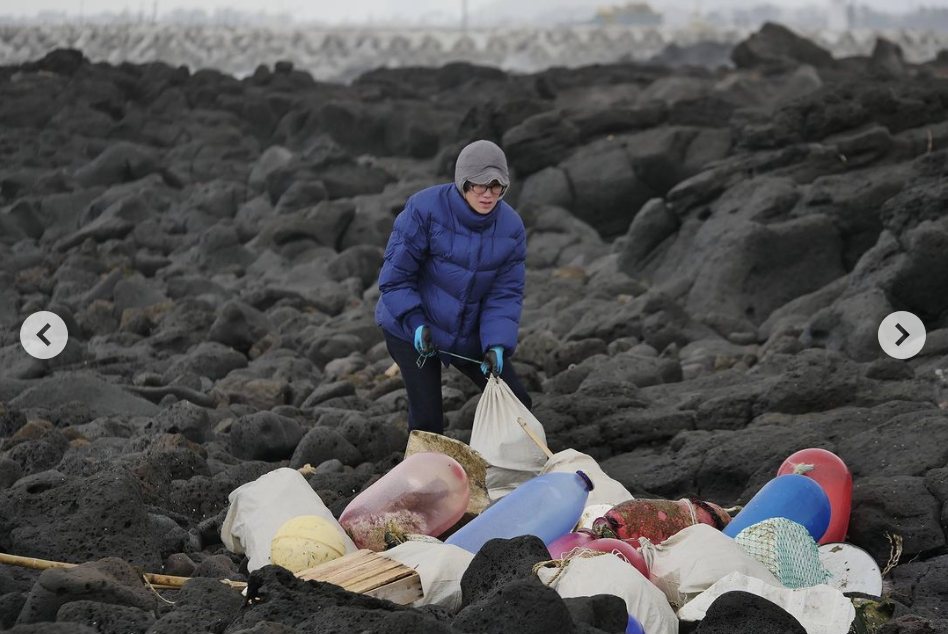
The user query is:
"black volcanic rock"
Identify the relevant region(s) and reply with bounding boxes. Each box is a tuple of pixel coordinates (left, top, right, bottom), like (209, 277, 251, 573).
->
(2, 29, 948, 631)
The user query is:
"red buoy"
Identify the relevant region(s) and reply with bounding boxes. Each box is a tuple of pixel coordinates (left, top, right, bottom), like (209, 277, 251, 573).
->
(776, 448, 852, 544)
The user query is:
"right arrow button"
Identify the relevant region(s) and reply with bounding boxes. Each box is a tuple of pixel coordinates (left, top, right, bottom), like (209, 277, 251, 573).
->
(879, 311, 926, 360)
(895, 323, 909, 346)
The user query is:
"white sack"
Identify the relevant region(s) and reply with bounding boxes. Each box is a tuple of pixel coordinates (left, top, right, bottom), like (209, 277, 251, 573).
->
(220, 467, 357, 572)
(537, 554, 678, 634)
(470, 376, 547, 499)
(639, 523, 783, 608)
(678, 572, 856, 634)
(540, 449, 635, 507)
(379, 541, 475, 612)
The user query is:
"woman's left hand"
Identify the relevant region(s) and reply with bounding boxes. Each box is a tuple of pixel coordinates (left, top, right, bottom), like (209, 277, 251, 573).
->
(480, 346, 504, 377)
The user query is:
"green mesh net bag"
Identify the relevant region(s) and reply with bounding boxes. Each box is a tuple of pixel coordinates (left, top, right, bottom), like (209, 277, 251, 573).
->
(734, 517, 830, 588)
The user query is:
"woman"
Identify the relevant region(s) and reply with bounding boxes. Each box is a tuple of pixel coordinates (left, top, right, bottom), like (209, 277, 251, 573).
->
(375, 139, 533, 435)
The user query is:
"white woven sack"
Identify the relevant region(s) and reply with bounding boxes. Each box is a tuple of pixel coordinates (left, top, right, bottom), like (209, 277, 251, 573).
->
(470, 375, 547, 476)
(379, 541, 475, 612)
(540, 449, 635, 507)
(537, 554, 679, 634)
(678, 572, 855, 634)
(638, 523, 783, 608)
(220, 468, 357, 572)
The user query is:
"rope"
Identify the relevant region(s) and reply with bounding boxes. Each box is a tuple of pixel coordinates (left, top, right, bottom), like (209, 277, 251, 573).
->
(532, 549, 612, 587)
(681, 498, 699, 526)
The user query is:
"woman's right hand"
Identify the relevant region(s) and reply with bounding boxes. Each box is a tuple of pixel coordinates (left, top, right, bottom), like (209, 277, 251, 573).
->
(414, 325, 436, 357)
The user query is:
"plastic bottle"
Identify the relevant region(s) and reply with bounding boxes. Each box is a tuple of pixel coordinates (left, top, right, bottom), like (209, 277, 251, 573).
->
(446, 471, 594, 553)
(776, 448, 852, 544)
(723, 474, 831, 542)
(339, 452, 470, 551)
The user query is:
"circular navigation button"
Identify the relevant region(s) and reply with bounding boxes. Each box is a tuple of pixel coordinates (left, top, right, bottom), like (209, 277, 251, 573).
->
(20, 311, 69, 360)
(878, 311, 925, 360)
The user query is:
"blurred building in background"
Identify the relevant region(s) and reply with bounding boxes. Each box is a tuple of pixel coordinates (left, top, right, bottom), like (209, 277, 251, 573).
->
(592, 3, 663, 27)
(2, 1, 948, 82)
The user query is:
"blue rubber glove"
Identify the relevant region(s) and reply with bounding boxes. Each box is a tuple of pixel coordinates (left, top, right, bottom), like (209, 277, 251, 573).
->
(414, 325, 435, 357)
(481, 346, 504, 377)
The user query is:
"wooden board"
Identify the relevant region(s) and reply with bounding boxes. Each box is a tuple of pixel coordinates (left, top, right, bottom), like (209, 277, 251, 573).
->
(297, 549, 422, 604)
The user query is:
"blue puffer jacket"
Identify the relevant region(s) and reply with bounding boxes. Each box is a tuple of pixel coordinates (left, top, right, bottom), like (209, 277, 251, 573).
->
(375, 183, 527, 363)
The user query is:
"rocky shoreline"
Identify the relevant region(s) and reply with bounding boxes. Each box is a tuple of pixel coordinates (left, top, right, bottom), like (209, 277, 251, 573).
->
(1, 22, 947, 634)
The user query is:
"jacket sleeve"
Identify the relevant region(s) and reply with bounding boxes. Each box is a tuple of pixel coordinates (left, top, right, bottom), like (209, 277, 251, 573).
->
(378, 198, 429, 334)
(479, 225, 526, 355)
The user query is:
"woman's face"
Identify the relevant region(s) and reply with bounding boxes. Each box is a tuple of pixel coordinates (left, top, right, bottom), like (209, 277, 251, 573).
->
(464, 181, 505, 215)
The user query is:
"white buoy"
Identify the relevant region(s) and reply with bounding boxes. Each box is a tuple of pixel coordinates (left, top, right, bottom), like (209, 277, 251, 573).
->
(818, 542, 883, 596)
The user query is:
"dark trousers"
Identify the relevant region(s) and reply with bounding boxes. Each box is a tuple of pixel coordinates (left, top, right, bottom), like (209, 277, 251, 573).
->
(383, 330, 533, 435)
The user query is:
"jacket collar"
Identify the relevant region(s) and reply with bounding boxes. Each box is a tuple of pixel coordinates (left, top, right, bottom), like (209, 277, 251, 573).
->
(447, 184, 500, 232)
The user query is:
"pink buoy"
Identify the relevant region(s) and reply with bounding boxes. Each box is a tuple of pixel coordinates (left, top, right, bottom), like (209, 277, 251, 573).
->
(547, 530, 597, 560)
(548, 532, 649, 579)
(339, 452, 470, 551)
(583, 538, 648, 578)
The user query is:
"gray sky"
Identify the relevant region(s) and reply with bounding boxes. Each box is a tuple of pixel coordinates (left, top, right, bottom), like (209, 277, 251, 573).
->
(6, 0, 946, 22)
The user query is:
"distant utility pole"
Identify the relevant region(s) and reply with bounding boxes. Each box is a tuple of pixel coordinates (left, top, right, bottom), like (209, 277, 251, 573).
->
(461, 0, 468, 31)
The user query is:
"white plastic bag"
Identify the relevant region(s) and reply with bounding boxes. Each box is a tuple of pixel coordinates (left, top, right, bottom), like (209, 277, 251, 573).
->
(638, 523, 782, 608)
(677, 572, 855, 634)
(470, 376, 547, 499)
(378, 541, 474, 612)
(540, 449, 635, 507)
(537, 554, 678, 634)
(221, 468, 357, 572)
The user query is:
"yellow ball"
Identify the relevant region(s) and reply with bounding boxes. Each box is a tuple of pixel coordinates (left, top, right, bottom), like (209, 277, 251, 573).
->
(270, 515, 347, 573)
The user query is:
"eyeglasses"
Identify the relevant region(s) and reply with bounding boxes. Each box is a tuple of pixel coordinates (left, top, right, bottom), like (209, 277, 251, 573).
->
(467, 182, 507, 197)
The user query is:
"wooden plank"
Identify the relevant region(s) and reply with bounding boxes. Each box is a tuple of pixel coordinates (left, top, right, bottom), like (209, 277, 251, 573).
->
(296, 549, 422, 605)
(326, 558, 405, 588)
(344, 565, 411, 592)
(364, 574, 423, 604)
(298, 550, 373, 581)
(348, 571, 414, 595)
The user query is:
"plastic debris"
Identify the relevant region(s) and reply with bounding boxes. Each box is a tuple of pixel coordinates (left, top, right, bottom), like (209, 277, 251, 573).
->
(723, 474, 831, 543)
(270, 515, 347, 573)
(339, 452, 470, 551)
(593, 497, 731, 543)
(818, 543, 883, 596)
(777, 449, 853, 545)
(446, 471, 594, 553)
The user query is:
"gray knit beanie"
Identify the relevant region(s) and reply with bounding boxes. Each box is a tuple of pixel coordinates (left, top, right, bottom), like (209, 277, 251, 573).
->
(454, 140, 510, 196)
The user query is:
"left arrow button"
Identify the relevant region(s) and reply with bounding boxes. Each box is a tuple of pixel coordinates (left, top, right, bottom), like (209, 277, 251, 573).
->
(20, 312, 69, 360)
(37, 323, 52, 346)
